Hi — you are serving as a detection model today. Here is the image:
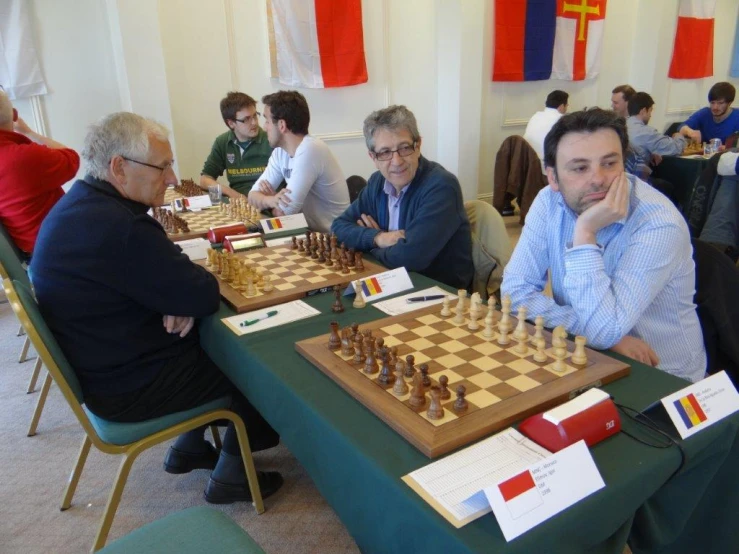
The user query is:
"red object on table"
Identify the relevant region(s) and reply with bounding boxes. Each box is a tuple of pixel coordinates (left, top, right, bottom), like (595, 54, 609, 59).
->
(208, 223, 248, 244)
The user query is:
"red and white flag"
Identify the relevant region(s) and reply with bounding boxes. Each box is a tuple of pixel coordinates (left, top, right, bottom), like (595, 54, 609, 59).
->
(268, 0, 368, 88)
(550, 0, 607, 81)
(668, 0, 716, 79)
(498, 470, 544, 520)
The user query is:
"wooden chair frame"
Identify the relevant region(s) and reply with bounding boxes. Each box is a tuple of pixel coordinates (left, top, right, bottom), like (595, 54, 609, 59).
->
(4, 278, 263, 552)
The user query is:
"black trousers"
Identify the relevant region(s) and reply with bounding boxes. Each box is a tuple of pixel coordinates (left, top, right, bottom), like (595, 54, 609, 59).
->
(84, 342, 279, 455)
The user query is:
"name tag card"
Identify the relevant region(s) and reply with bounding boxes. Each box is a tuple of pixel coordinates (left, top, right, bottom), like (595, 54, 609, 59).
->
(260, 213, 308, 234)
(344, 267, 413, 302)
(483, 440, 605, 542)
(660, 371, 739, 439)
(184, 195, 213, 210)
(176, 238, 210, 261)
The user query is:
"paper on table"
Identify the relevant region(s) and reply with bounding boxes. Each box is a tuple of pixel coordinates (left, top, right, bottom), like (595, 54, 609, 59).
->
(373, 286, 450, 316)
(222, 300, 320, 336)
(177, 238, 210, 261)
(402, 428, 551, 528)
(264, 235, 296, 248)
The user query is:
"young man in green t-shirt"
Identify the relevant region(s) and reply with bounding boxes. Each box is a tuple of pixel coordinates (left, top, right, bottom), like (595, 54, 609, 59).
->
(200, 92, 274, 198)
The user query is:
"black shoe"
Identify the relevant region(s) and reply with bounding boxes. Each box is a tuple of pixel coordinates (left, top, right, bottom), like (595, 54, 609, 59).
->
(163, 442, 219, 474)
(500, 206, 515, 216)
(204, 471, 284, 504)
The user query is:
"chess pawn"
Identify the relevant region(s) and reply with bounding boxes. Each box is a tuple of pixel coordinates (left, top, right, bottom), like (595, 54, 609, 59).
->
(497, 323, 510, 345)
(467, 306, 480, 331)
(440, 296, 452, 317)
(291, 236, 297, 250)
(453, 385, 468, 413)
(377, 348, 395, 385)
(332, 285, 345, 313)
(317, 249, 326, 264)
(514, 334, 528, 355)
(237, 267, 248, 292)
(262, 275, 274, 293)
(341, 260, 350, 274)
(404, 355, 416, 379)
(571, 336, 588, 366)
(352, 281, 366, 309)
(350, 323, 360, 342)
(298, 239, 305, 252)
(483, 303, 495, 339)
(205, 248, 214, 267)
(453, 291, 466, 325)
(392, 361, 409, 396)
(418, 363, 431, 388)
(534, 315, 545, 342)
(438, 375, 451, 400)
(426, 386, 445, 420)
(353, 334, 366, 363)
(514, 306, 529, 342)
(328, 322, 341, 351)
(533, 337, 548, 363)
(363, 342, 379, 374)
(354, 251, 364, 270)
(408, 372, 426, 409)
(551, 344, 568, 373)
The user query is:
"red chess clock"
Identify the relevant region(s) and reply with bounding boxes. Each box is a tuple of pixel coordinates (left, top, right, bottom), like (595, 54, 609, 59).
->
(519, 388, 621, 452)
(207, 223, 248, 244)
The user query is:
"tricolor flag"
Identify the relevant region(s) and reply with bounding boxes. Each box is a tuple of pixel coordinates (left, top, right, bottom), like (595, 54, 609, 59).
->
(267, 0, 368, 88)
(360, 277, 382, 297)
(673, 393, 708, 429)
(492, 0, 607, 82)
(265, 218, 283, 230)
(668, 0, 716, 79)
(498, 470, 543, 519)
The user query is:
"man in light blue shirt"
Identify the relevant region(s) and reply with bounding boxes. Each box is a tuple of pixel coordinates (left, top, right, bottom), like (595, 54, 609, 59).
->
(502, 109, 706, 382)
(626, 92, 687, 174)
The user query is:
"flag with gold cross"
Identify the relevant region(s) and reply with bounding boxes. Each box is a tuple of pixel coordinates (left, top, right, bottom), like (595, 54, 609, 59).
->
(493, 0, 607, 82)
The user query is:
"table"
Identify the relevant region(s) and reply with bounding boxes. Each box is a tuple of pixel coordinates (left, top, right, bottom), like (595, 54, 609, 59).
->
(199, 273, 739, 554)
(652, 155, 710, 212)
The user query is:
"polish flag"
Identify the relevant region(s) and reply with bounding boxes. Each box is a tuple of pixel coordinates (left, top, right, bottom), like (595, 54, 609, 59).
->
(268, 0, 368, 88)
(550, 0, 607, 81)
(498, 470, 544, 519)
(668, 0, 716, 79)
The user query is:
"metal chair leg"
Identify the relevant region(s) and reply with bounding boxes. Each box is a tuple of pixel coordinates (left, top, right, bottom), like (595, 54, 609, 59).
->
(61, 436, 92, 510)
(232, 416, 264, 514)
(18, 336, 31, 363)
(91, 451, 140, 552)
(17, 323, 25, 336)
(27, 372, 51, 436)
(210, 425, 222, 450)
(26, 357, 43, 393)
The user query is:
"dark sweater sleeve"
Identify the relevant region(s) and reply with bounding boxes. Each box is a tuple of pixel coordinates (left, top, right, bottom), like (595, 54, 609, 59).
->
(123, 215, 220, 317)
(330, 182, 381, 251)
(371, 174, 465, 272)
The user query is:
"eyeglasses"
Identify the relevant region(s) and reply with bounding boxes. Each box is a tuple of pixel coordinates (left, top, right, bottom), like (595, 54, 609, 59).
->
(121, 156, 175, 173)
(372, 143, 417, 161)
(234, 112, 261, 124)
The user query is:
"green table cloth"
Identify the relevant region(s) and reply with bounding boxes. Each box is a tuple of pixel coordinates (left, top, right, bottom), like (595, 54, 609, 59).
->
(199, 273, 739, 554)
(652, 155, 710, 212)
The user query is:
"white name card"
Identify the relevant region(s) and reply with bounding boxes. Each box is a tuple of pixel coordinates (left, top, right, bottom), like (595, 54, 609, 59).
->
(345, 267, 413, 302)
(177, 238, 210, 261)
(259, 213, 308, 234)
(484, 440, 605, 542)
(661, 371, 739, 439)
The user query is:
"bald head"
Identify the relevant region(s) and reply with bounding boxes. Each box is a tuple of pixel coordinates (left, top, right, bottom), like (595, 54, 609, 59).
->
(0, 91, 15, 130)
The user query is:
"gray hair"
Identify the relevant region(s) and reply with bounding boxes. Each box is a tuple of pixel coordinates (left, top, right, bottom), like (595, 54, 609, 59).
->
(0, 91, 13, 128)
(82, 112, 169, 180)
(362, 105, 421, 152)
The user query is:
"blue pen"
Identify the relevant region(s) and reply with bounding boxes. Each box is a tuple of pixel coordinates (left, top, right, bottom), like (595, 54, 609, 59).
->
(240, 310, 278, 327)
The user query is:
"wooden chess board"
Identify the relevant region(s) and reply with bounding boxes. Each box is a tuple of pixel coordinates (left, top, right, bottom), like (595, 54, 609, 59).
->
(200, 245, 385, 313)
(163, 207, 248, 242)
(163, 187, 185, 204)
(296, 304, 630, 458)
(681, 143, 704, 156)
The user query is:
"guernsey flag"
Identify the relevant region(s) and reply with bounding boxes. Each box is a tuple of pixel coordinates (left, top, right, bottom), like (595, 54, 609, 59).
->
(673, 393, 708, 429)
(492, 0, 607, 82)
(498, 470, 543, 519)
(268, 0, 368, 88)
(265, 218, 283, 230)
(360, 277, 382, 297)
(668, 0, 716, 79)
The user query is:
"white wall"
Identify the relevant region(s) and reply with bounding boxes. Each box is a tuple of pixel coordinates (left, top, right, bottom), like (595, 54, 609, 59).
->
(15, 0, 739, 201)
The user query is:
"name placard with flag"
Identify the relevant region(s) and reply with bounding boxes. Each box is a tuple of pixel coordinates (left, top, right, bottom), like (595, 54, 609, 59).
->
(346, 267, 413, 303)
(661, 371, 739, 439)
(259, 213, 308, 234)
(492, 0, 607, 82)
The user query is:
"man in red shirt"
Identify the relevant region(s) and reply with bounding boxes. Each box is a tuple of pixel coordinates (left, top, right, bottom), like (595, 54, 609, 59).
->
(0, 91, 79, 255)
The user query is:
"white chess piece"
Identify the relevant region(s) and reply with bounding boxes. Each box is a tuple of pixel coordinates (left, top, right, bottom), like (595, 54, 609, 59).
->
(453, 290, 466, 324)
(440, 296, 451, 317)
(353, 281, 366, 309)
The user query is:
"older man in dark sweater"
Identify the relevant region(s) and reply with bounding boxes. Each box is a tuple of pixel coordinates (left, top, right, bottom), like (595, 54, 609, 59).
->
(30, 113, 282, 504)
(331, 105, 473, 289)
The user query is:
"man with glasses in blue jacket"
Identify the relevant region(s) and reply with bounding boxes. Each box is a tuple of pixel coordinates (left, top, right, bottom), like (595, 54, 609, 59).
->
(331, 105, 473, 289)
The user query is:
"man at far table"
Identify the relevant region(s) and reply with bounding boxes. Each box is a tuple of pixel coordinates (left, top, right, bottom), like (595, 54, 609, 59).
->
(200, 91, 273, 199)
(679, 82, 739, 144)
(31, 112, 283, 504)
(331, 105, 473, 290)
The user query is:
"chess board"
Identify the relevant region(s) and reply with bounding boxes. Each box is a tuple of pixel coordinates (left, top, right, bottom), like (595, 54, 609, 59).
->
(200, 245, 385, 313)
(162, 187, 185, 204)
(682, 143, 704, 156)
(296, 304, 630, 458)
(164, 207, 248, 242)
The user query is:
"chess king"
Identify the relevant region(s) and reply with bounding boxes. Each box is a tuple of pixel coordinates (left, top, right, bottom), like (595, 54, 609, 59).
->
(501, 108, 706, 383)
(31, 112, 284, 504)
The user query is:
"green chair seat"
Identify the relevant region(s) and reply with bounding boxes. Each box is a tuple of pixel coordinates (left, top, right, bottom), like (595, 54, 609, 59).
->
(84, 396, 231, 446)
(98, 506, 265, 554)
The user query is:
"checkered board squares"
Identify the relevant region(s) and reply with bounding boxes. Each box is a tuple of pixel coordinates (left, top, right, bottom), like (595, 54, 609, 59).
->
(162, 188, 185, 204)
(331, 312, 595, 428)
(295, 303, 630, 458)
(167, 209, 243, 241)
(200, 245, 385, 313)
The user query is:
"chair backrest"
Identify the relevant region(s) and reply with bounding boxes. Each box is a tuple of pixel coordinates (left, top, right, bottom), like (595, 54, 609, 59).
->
(664, 121, 683, 136)
(464, 200, 512, 299)
(725, 132, 739, 150)
(0, 220, 29, 286)
(346, 175, 367, 203)
(4, 279, 95, 430)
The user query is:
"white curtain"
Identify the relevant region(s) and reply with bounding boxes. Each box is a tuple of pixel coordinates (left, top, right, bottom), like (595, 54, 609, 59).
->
(0, 0, 47, 99)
